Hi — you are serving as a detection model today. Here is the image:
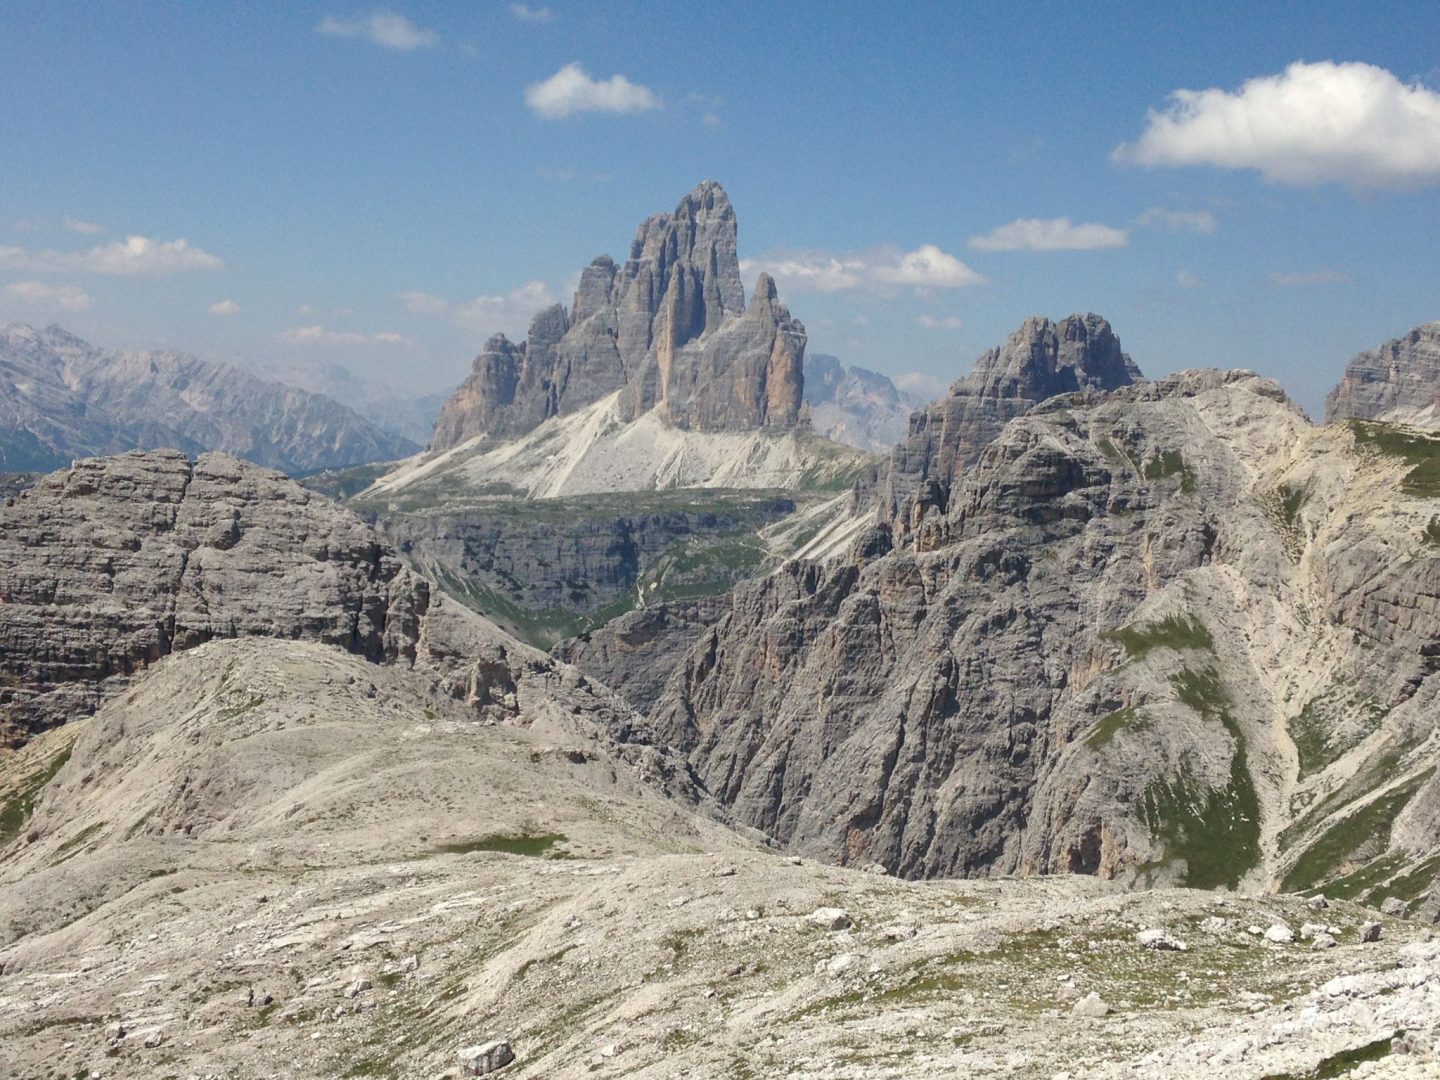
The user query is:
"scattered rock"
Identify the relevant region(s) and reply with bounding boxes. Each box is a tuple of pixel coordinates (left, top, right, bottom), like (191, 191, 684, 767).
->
(344, 977, 372, 998)
(1299, 923, 1328, 941)
(1071, 992, 1109, 1018)
(1306, 894, 1329, 911)
(1310, 933, 1337, 950)
(1380, 896, 1409, 918)
(807, 908, 854, 931)
(1264, 924, 1294, 944)
(459, 1040, 515, 1076)
(401, 955, 420, 973)
(1360, 921, 1382, 943)
(143, 1030, 166, 1048)
(817, 953, 857, 978)
(1136, 928, 1188, 951)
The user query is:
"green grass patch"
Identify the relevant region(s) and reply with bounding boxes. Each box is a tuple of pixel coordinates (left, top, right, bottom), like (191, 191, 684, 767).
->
(1140, 667, 1261, 889)
(433, 831, 568, 858)
(1348, 420, 1440, 497)
(1281, 769, 1434, 893)
(1103, 614, 1214, 659)
(1260, 1035, 1394, 1080)
(1085, 706, 1151, 749)
(1143, 449, 1197, 493)
(0, 743, 73, 848)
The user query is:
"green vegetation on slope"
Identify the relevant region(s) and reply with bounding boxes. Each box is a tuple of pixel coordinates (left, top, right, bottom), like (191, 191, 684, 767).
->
(1142, 449, 1197, 494)
(1347, 419, 1440, 497)
(1281, 769, 1434, 893)
(1085, 706, 1150, 750)
(1138, 667, 1261, 889)
(0, 743, 73, 849)
(1103, 614, 1214, 659)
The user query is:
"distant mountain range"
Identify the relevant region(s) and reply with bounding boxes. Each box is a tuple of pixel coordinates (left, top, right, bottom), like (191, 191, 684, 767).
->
(0, 323, 416, 474)
(802, 353, 921, 453)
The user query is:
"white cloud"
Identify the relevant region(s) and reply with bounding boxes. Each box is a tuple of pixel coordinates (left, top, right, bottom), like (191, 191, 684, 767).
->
(279, 324, 417, 347)
(1136, 207, 1218, 234)
(61, 216, 105, 234)
(401, 281, 557, 338)
(509, 3, 553, 22)
(741, 244, 986, 296)
(918, 314, 964, 329)
(1270, 268, 1351, 287)
(701, 111, 722, 129)
(968, 218, 1129, 252)
(209, 299, 241, 317)
(317, 10, 438, 50)
(525, 63, 660, 119)
(1176, 269, 1203, 289)
(3, 281, 93, 312)
(0, 235, 224, 276)
(1114, 61, 1440, 190)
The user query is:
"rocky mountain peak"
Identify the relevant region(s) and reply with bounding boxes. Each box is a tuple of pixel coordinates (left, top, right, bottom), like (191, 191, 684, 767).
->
(1324, 320, 1440, 427)
(969, 313, 1140, 400)
(429, 182, 805, 451)
(882, 313, 1142, 533)
(0, 324, 416, 474)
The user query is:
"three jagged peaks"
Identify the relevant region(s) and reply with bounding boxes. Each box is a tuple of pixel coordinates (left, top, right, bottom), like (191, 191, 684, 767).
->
(430, 181, 806, 452)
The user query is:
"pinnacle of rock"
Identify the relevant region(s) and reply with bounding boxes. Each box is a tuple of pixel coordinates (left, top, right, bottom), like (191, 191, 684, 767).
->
(427, 182, 805, 451)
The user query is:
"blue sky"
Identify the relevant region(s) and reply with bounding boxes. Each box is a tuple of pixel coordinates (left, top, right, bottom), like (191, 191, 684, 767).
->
(2, 2, 1439, 416)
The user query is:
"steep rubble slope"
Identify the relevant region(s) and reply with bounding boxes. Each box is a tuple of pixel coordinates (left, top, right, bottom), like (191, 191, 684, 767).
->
(2, 638, 1435, 1079)
(430, 181, 804, 452)
(647, 368, 1440, 902)
(1325, 320, 1440, 427)
(0, 323, 416, 473)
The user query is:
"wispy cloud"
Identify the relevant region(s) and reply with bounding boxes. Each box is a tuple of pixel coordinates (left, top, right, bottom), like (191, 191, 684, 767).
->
(0, 235, 224, 276)
(1114, 61, 1440, 190)
(61, 216, 106, 234)
(279, 324, 417, 347)
(3, 281, 93, 312)
(1270, 268, 1351, 287)
(317, 10, 438, 50)
(209, 299, 241, 317)
(509, 3, 553, 22)
(968, 218, 1129, 252)
(918, 314, 964, 329)
(1135, 207, 1218, 234)
(742, 244, 986, 295)
(400, 281, 557, 338)
(1176, 269, 1203, 289)
(525, 63, 660, 119)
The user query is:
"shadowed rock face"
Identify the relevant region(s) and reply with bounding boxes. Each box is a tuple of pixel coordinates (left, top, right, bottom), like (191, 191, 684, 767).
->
(1325, 321, 1440, 427)
(0, 323, 417, 474)
(883, 314, 1140, 539)
(429, 182, 806, 451)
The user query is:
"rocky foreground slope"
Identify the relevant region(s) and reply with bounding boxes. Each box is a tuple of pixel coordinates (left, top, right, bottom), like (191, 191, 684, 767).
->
(0, 323, 416, 474)
(2, 637, 1437, 1079)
